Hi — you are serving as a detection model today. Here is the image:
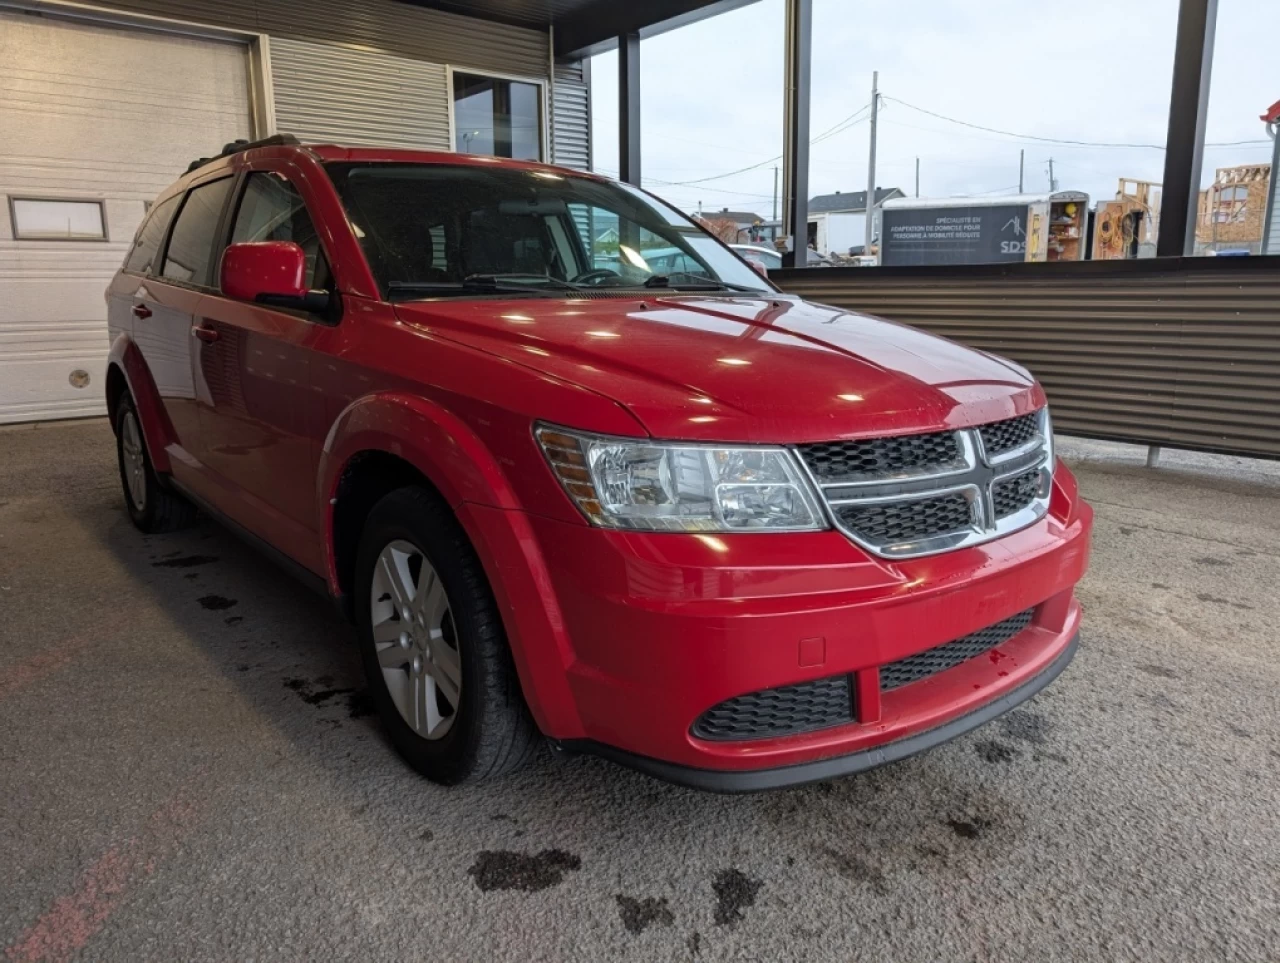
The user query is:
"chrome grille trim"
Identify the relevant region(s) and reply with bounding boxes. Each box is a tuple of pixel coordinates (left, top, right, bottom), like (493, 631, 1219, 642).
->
(796, 409, 1053, 559)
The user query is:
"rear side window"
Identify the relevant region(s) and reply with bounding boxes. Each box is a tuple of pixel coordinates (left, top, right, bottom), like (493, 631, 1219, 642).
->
(229, 172, 324, 288)
(161, 178, 234, 286)
(124, 195, 180, 274)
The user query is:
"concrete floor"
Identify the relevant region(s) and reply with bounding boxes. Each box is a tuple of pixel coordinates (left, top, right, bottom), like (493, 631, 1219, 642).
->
(2, 419, 1278, 963)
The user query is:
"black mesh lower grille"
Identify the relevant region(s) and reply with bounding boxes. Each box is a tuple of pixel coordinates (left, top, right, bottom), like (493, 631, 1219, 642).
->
(993, 470, 1042, 518)
(979, 414, 1038, 457)
(691, 676, 854, 742)
(880, 609, 1036, 692)
(799, 431, 963, 482)
(836, 492, 973, 544)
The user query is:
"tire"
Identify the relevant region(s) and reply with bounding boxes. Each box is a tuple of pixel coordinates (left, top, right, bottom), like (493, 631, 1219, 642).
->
(354, 486, 541, 784)
(115, 394, 196, 534)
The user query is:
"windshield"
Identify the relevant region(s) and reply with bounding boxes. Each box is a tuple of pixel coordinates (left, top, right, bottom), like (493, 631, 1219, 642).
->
(325, 162, 772, 298)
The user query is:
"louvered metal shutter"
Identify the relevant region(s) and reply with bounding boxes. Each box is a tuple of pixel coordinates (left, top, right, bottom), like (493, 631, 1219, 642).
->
(552, 61, 591, 171)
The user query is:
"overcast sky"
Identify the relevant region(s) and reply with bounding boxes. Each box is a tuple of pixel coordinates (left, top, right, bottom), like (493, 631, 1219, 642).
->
(590, 0, 1277, 219)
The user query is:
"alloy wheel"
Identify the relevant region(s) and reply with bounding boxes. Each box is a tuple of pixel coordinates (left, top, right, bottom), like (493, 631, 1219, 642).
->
(120, 411, 147, 512)
(369, 539, 461, 740)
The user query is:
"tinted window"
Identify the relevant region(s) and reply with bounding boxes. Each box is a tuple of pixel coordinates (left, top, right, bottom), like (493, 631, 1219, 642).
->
(124, 195, 180, 274)
(230, 172, 324, 288)
(161, 178, 234, 285)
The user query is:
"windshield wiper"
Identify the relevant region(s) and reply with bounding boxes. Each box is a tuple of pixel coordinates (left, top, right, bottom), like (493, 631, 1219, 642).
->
(642, 275, 763, 293)
(386, 275, 586, 299)
(465, 274, 587, 292)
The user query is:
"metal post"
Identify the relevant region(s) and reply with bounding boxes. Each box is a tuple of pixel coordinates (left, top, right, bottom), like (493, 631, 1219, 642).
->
(773, 166, 779, 222)
(617, 31, 641, 186)
(781, 0, 812, 267)
(1048, 157, 1056, 192)
(1157, 0, 1218, 257)
(865, 71, 879, 255)
(1019, 149, 1025, 193)
(915, 157, 920, 198)
(1146, 445, 1163, 468)
(1264, 118, 1280, 255)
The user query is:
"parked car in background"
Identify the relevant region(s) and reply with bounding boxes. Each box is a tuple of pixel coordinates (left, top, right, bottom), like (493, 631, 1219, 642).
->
(105, 136, 1091, 790)
(731, 244, 837, 271)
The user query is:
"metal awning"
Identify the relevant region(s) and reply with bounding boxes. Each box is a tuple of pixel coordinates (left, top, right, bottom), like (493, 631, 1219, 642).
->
(399, 0, 761, 56)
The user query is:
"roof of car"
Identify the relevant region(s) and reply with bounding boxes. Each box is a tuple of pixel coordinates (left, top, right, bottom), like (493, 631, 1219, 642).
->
(172, 135, 610, 196)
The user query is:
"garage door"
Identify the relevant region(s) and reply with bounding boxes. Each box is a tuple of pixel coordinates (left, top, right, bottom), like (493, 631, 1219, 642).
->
(0, 9, 252, 423)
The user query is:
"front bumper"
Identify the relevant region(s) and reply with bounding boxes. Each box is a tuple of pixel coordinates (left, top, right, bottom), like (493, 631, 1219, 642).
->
(564, 631, 1078, 792)
(470, 463, 1091, 787)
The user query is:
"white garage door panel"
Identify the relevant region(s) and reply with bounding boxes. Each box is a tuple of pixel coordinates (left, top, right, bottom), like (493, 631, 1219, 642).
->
(0, 10, 251, 423)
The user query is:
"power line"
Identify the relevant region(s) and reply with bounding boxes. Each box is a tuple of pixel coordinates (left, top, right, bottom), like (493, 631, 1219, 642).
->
(664, 103, 872, 186)
(883, 96, 1270, 150)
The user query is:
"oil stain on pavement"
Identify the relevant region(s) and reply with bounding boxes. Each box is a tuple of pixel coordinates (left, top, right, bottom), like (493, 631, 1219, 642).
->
(711, 868, 761, 926)
(468, 849, 582, 892)
(616, 895, 675, 934)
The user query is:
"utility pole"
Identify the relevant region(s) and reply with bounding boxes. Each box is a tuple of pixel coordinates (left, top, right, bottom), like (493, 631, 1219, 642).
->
(1019, 149, 1025, 193)
(915, 157, 920, 198)
(1047, 157, 1057, 192)
(865, 70, 879, 254)
(772, 166, 779, 221)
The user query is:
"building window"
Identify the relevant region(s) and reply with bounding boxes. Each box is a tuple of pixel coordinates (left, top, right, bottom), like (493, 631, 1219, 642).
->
(9, 198, 106, 240)
(452, 71, 543, 161)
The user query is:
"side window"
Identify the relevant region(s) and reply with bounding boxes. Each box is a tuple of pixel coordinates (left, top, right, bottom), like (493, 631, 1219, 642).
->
(124, 195, 180, 275)
(229, 172, 325, 289)
(161, 178, 234, 286)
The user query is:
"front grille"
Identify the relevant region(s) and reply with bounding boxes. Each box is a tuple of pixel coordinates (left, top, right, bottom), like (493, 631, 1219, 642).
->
(835, 492, 973, 544)
(691, 676, 853, 741)
(979, 414, 1038, 457)
(880, 609, 1035, 691)
(992, 469, 1042, 518)
(803, 410, 1052, 558)
(799, 431, 963, 482)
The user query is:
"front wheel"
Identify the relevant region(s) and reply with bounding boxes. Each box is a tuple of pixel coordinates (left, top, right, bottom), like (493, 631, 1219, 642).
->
(354, 487, 540, 784)
(115, 394, 195, 533)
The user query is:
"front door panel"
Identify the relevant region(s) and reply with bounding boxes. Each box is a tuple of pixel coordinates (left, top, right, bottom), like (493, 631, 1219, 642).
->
(192, 296, 325, 572)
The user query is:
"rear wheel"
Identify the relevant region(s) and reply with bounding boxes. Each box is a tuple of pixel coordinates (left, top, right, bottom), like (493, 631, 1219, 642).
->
(354, 487, 540, 784)
(115, 394, 195, 533)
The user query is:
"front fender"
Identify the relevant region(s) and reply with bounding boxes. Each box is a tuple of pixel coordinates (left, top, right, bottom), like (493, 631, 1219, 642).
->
(107, 333, 175, 474)
(317, 392, 584, 736)
(318, 391, 523, 517)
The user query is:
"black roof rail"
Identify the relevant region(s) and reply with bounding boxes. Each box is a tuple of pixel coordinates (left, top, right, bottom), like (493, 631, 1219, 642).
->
(185, 133, 301, 174)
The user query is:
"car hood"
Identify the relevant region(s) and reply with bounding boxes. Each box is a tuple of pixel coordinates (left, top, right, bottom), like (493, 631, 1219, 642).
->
(393, 294, 1043, 444)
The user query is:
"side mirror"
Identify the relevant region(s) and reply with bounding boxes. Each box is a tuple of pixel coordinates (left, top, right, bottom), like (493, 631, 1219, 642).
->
(221, 241, 331, 315)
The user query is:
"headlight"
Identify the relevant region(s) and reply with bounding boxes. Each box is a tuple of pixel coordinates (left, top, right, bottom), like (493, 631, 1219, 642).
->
(536, 425, 828, 533)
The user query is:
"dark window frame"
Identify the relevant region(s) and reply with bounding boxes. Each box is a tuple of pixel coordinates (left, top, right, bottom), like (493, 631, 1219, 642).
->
(449, 67, 546, 163)
(157, 175, 237, 291)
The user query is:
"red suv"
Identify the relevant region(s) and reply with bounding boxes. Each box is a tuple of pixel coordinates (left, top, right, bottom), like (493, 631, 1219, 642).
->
(105, 136, 1091, 790)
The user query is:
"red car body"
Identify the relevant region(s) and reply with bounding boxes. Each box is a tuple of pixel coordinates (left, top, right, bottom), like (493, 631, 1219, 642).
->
(106, 142, 1091, 790)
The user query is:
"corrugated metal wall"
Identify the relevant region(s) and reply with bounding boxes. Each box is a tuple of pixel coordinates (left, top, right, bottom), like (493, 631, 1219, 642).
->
(78, 0, 592, 159)
(81, 0, 550, 76)
(270, 39, 450, 149)
(773, 259, 1280, 460)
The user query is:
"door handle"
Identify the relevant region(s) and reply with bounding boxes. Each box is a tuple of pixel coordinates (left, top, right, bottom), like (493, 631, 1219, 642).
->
(192, 324, 220, 344)
(132, 304, 152, 319)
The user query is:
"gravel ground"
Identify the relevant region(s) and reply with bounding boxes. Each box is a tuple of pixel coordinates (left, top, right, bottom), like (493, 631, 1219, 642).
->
(1, 420, 1277, 962)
